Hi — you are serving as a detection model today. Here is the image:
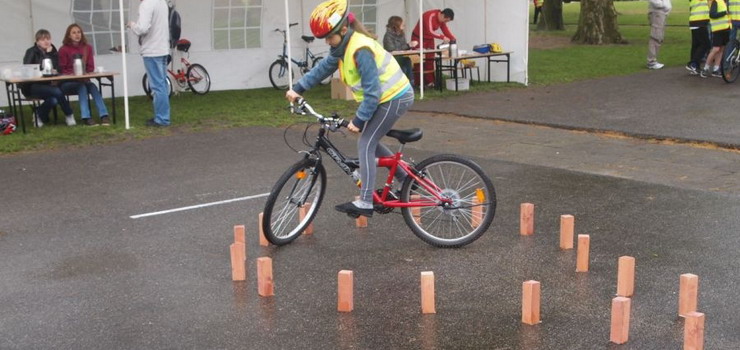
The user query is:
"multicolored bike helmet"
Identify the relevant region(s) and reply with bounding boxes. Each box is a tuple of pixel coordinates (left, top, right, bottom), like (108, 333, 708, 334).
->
(0, 119, 16, 135)
(310, 0, 349, 39)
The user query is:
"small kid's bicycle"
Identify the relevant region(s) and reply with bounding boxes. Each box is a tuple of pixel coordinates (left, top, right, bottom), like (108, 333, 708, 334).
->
(262, 99, 496, 248)
(142, 39, 211, 97)
(722, 34, 740, 83)
(269, 23, 331, 90)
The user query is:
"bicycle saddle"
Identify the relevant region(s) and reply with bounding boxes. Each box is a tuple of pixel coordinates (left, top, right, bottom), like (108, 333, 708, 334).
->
(301, 36, 315, 43)
(386, 128, 422, 144)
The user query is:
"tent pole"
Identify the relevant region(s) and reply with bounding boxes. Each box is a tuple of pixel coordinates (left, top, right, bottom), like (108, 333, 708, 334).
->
(419, 0, 423, 99)
(285, 0, 293, 90)
(119, 0, 130, 129)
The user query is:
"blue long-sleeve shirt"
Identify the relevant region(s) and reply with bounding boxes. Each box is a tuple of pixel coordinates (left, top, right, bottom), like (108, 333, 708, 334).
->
(292, 30, 382, 129)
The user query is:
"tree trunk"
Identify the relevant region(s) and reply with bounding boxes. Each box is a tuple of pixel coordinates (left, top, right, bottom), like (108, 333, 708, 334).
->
(537, 0, 565, 31)
(572, 0, 625, 44)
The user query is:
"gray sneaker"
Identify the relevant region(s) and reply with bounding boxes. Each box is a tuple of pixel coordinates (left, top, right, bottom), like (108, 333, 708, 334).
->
(647, 62, 665, 70)
(699, 69, 709, 78)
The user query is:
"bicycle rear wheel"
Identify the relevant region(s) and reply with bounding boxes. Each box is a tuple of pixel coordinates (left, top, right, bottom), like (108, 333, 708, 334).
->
(269, 59, 294, 90)
(721, 41, 740, 83)
(400, 154, 496, 248)
(142, 74, 173, 98)
(262, 158, 326, 245)
(186, 63, 211, 94)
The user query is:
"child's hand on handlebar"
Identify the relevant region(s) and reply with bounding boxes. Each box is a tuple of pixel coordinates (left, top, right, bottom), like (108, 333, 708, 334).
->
(285, 89, 302, 103)
(347, 121, 360, 133)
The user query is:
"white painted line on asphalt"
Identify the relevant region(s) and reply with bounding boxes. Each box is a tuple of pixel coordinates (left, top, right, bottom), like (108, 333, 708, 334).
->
(130, 193, 270, 219)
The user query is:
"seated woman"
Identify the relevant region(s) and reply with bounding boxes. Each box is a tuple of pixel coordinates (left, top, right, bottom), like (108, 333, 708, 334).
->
(21, 29, 76, 127)
(58, 24, 110, 126)
(383, 16, 418, 86)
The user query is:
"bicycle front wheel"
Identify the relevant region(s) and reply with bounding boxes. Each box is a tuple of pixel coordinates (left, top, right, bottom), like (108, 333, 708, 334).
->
(262, 158, 326, 245)
(142, 74, 173, 98)
(722, 42, 740, 83)
(400, 154, 496, 248)
(187, 63, 211, 94)
(269, 60, 294, 90)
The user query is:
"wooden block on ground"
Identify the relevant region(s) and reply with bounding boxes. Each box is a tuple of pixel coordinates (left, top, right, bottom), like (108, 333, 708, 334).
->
(576, 234, 590, 272)
(338, 270, 354, 312)
(230, 243, 246, 281)
(258, 212, 269, 246)
(683, 311, 705, 350)
(610, 296, 631, 344)
(679, 273, 699, 317)
(257, 257, 274, 296)
(471, 197, 483, 229)
(617, 256, 636, 297)
(421, 271, 436, 314)
(411, 194, 422, 224)
(559, 215, 574, 249)
(520, 203, 534, 235)
(354, 196, 368, 227)
(521, 280, 541, 325)
(233, 225, 246, 244)
(300, 202, 313, 235)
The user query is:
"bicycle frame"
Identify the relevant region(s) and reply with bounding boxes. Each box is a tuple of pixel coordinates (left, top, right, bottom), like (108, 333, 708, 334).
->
(306, 125, 451, 210)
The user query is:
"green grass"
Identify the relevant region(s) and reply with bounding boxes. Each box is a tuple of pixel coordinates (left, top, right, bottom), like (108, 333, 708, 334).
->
(1, 1, 688, 154)
(529, 1, 690, 85)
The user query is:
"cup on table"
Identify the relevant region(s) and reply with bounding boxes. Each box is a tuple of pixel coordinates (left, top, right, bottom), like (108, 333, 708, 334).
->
(96, 66, 105, 73)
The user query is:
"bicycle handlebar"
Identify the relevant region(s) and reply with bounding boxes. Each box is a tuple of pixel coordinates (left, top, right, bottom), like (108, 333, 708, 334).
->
(290, 98, 348, 130)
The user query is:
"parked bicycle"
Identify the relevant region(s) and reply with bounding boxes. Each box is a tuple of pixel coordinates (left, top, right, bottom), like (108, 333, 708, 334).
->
(269, 23, 331, 90)
(142, 39, 211, 97)
(261, 99, 497, 248)
(722, 33, 740, 83)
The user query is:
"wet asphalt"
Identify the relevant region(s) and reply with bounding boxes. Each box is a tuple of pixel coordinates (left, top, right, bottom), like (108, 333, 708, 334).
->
(1, 67, 739, 349)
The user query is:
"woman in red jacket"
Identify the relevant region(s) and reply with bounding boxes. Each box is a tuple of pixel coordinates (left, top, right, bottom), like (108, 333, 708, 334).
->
(58, 24, 110, 126)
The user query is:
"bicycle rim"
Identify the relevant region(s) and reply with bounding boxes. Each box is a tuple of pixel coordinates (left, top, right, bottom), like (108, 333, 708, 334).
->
(187, 64, 211, 94)
(269, 60, 292, 90)
(262, 159, 326, 245)
(401, 154, 496, 248)
(722, 49, 740, 83)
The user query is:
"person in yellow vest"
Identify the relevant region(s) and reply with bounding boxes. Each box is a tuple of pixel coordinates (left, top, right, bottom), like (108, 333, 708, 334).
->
(687, 0, 711, 74)
(647, 0, 672, 69)
(702, 0, 731, 77)
(286, 0, 414, 218)
(533, 0, 544, 25)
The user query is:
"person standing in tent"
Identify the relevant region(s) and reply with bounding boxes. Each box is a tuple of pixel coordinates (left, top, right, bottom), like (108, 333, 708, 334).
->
(285, 0, 414, 218)
(128, 0, 171, 127)
(410, 8, 456, 87)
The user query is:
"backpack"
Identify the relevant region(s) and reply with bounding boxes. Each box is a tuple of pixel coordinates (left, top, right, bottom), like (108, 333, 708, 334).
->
(168, 2, 182, 49)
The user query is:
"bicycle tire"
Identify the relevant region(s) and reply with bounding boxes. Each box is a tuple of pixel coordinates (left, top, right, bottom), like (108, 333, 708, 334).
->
(721, 42, 740, 83)
(186, 63, 211, 95)
(312, 57, 332, 85)
(400, 154, 496, 248)
(269, 59, 293, 90)
(262, 158, 326, 245)
(142, 74, 173, 98)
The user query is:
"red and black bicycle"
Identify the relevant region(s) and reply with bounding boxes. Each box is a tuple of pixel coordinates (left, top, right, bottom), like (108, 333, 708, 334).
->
(261, 99, 496, 248)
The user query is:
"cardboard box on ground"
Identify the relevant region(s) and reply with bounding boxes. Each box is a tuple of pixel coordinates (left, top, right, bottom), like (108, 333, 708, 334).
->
(331, 78, 353, 100)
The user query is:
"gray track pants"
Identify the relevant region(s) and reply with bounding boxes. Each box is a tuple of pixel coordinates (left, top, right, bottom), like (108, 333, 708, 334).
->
(357, 89, 415, 203)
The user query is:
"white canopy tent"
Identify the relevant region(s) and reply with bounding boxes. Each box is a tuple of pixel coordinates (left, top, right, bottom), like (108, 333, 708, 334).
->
(0, 0, 528, 129)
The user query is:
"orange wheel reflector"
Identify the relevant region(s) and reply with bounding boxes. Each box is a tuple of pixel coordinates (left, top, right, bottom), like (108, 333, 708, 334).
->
(296, 170, 306, 179)
(475, 188, 485, 203)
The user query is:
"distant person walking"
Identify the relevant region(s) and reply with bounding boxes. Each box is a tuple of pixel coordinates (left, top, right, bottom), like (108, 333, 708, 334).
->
(647, 0, 672, 69)
(686, 0, 711, 75)
(533, 0, 544, 25)
(128, 0, 171, 127)
(701, 0, 731, 77)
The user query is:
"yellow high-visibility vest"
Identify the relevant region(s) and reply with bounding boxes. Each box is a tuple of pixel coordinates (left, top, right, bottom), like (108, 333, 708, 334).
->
(710, 0, 731, 31)
(728, 0, 740, 24)
(690, 0, 710, 26)
(339, 32, 409, 104)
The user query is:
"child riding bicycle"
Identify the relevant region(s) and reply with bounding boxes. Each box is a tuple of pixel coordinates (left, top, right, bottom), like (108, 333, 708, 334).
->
(285, 0, 414, 219)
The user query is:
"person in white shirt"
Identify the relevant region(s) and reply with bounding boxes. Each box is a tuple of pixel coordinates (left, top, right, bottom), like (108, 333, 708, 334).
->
(647, 0, 673, 69)
(128, 0, 171, 126)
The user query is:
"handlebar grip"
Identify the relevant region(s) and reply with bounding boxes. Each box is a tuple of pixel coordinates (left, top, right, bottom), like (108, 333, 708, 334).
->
(339, 119, 349, 128)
